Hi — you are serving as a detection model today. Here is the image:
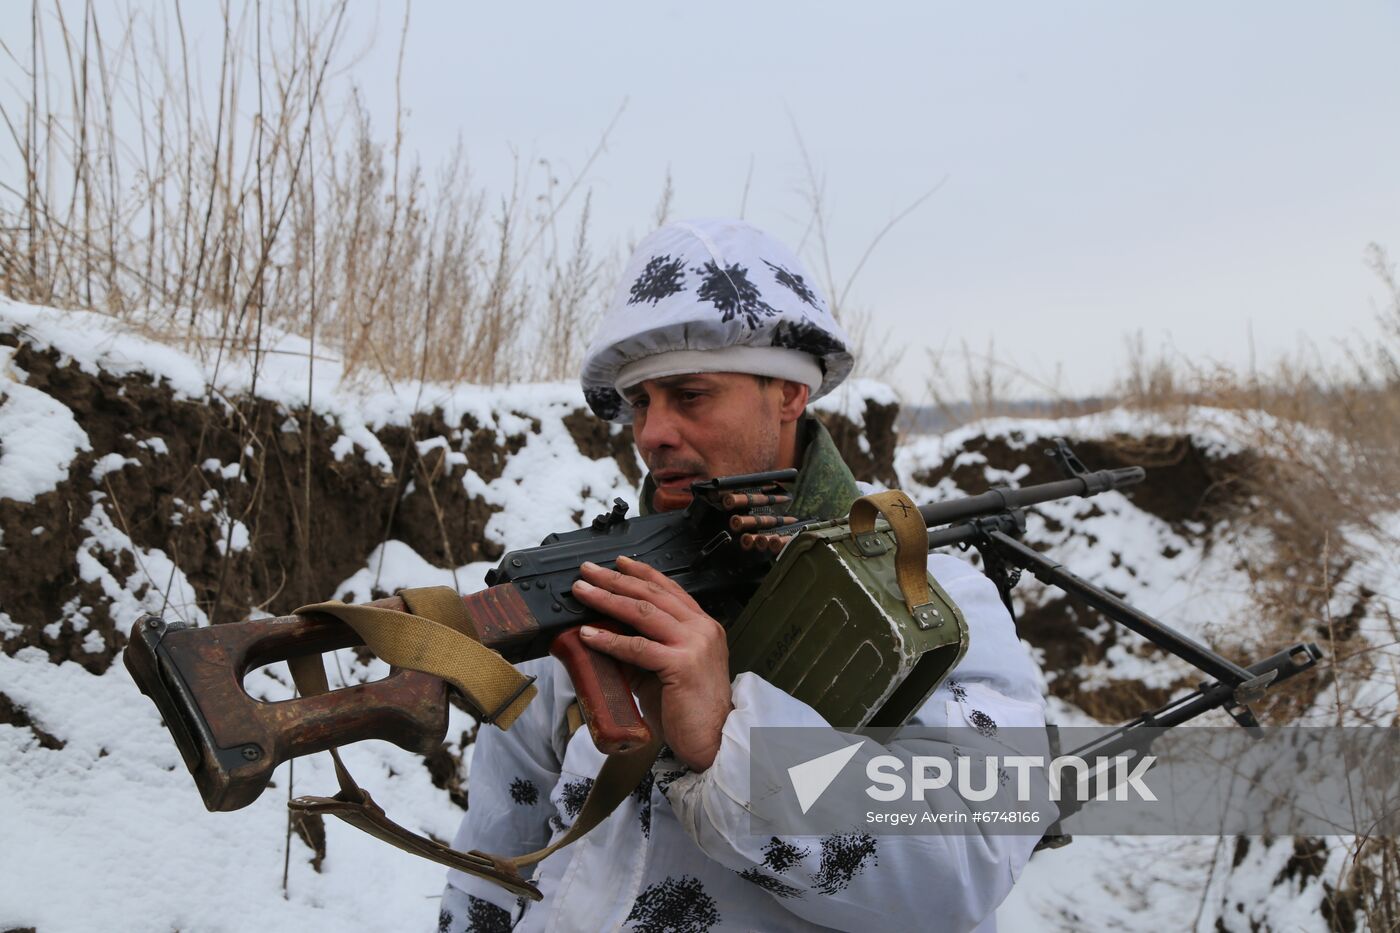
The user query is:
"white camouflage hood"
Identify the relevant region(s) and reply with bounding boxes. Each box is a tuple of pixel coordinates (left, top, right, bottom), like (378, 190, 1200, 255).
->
(581, 218, 854, 422)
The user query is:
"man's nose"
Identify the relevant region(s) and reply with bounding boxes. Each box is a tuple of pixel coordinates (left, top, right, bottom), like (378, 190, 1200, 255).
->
(635, 399, 681, 454)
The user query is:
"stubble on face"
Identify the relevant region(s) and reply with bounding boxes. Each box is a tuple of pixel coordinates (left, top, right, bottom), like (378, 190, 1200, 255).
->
(635, 375, 785, 510)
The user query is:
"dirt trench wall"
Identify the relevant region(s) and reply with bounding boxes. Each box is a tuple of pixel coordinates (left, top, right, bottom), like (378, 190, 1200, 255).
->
(0, 336, 899, 677)
(900, 423, 1336, 724)
(910, 429, 1257, 711)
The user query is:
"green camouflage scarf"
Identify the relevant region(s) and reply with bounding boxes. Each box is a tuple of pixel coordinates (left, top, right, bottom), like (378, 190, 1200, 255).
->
(638, 415, 860, 520)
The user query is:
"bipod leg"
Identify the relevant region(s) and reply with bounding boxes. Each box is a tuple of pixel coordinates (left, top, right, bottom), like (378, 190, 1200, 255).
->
(981, 529, 1258, 689)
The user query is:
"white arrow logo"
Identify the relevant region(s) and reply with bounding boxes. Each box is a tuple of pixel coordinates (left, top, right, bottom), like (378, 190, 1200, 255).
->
(787, 741, 862, 814)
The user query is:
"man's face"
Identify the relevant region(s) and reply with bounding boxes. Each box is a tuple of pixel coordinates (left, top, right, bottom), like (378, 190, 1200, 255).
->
(623, 373, 787, 511)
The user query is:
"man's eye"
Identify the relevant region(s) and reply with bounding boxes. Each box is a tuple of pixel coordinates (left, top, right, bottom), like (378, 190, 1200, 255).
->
(629, 397, 648, 410)
(679, 391, 703, 403)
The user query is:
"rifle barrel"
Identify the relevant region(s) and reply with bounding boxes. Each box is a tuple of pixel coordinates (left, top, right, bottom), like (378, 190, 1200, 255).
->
(917, 466, 1145, 529)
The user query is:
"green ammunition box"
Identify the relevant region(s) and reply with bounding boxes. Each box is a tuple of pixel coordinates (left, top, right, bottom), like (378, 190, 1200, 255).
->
(727, 495, 969, 729)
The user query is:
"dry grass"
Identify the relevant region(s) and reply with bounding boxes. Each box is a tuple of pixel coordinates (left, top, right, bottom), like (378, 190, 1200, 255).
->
(1112, 250, 1400, 676)
(0, 3, 906, 392)
(0, 1, 616, 386)
(1127, 252, 1400, 932)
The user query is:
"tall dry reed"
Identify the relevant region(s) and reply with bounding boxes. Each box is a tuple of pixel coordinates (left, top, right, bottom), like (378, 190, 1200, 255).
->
(0, 1, 615, 385)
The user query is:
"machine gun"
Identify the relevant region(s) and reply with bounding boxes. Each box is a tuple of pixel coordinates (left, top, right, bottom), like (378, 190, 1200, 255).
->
(122, 440, 1321, 894)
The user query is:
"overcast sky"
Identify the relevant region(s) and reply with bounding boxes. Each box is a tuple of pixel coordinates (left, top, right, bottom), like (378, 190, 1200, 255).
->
(12, 2, 1400, 401)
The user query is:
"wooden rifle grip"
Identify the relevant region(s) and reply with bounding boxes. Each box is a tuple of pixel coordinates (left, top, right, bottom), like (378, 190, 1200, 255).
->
(549, 624, 652, 753)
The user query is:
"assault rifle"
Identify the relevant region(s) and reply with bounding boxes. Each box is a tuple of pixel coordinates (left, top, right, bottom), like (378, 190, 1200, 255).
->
(123, 440, 1321, 889)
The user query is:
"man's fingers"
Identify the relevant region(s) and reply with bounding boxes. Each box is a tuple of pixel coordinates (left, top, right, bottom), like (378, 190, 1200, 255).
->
(577, 560, 696, 618)
(571, 578, 683, 642)
(578, 624, 671, 672)
(615, 555, 705, 613)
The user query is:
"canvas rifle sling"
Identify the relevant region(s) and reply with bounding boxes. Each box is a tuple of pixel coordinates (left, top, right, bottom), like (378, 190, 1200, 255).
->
(286, 586, 659, 901)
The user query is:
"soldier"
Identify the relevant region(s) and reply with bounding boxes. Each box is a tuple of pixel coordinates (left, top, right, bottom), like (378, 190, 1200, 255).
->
(439, 219, 1048, 933)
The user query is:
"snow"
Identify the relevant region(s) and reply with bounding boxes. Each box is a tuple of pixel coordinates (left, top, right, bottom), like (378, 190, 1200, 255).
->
(0, 647, 467, 933)
(335, 540, 483, 602)
(0, 346, 91, 502)
(902, 409, 1234, 470)
(334, 420, 394, 472)
(215, 516, 251, 555)
(0, 299, 210, 396)
(812, 377, 898, 429)
(70, 496, 209, 630)
(90, 452, 140, 481)
(1001, 836, 1208, 930)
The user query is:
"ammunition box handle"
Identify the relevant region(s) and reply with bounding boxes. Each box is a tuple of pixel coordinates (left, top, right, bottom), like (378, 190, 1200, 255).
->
(849, 490, 933, 613)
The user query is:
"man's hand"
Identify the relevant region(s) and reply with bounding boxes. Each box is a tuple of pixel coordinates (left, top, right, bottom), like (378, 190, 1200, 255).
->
(570, 556, 733, 772)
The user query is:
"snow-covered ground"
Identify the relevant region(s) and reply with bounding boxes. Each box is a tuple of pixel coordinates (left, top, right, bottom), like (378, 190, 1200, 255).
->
(2, 298, 1396, 931)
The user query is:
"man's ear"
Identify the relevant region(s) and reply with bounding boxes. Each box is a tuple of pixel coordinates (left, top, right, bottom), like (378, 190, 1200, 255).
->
(778, 379, 809, 424)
